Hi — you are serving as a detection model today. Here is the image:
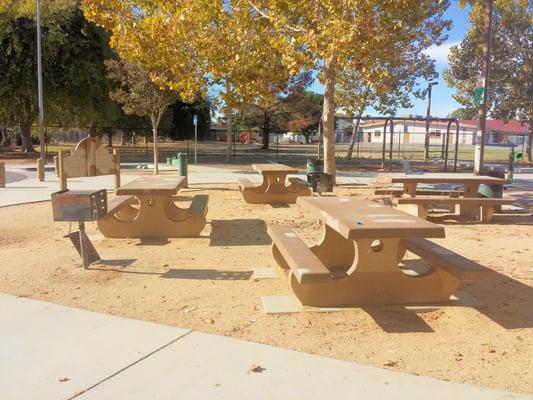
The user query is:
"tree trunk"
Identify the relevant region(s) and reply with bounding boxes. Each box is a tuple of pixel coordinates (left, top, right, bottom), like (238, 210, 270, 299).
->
(152, 116, 160, 174)
(345, 111, 364, 160)
(526, 126, 532, 162)
(107, 131, 113, 147)
(322, 55, 337, 183)
(226, 109, 233, 162)
(120, 131, 125, 146)
(262, 111, 270, 150)
(20, 121, 36, 153)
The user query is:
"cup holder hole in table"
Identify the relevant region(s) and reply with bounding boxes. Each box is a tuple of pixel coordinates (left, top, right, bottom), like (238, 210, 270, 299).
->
(370, 240, 383, 252)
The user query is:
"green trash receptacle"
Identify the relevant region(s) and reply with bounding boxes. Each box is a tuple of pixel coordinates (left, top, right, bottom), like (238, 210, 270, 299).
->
(307, 158, 324, 174)
(176, 153, 188, 185)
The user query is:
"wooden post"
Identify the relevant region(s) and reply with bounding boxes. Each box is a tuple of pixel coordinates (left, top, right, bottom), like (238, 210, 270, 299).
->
(113, 149, 121, 190)
(0, 162, 5, 188)
(58, 150, 68, 191)
(37, 158, 45, 181)
(54, 156, 59, 176)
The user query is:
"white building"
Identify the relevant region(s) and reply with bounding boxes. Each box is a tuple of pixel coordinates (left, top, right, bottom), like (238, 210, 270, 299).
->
(359, 119, 478, 146)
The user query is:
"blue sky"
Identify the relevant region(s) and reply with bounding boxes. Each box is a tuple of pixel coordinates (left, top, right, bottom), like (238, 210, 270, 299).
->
(309, 1, 471, 118)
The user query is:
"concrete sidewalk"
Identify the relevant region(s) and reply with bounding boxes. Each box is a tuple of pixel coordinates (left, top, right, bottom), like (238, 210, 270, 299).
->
(0, 293, 529, 400)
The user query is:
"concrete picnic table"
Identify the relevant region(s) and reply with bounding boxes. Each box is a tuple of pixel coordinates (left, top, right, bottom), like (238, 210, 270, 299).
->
(237, 163, 310, 204)
(268, 197, 488, 306)
(389, 174, 508, 219)
(97, 176, 208, 238)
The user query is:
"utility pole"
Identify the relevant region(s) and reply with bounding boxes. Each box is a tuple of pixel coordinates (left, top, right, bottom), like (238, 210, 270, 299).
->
(474, 0, 493, 174)
(36, 0, 46, 182)
(423, 82, 438, 161)
(36, 0, 46, 181)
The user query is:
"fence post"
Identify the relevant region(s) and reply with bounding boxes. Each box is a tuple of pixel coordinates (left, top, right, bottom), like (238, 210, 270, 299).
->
(0, 162, 5, 188)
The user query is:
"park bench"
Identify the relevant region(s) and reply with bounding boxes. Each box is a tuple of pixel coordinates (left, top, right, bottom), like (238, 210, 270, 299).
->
(268, 224, 331, 284)
(400, 238, 489, 281)
(238, 177, 256, 190)
(395, 196, 514, 222)
(188, 194, 209, 217)
(288, 177, 308, 187)
(374, 188, 464, 198)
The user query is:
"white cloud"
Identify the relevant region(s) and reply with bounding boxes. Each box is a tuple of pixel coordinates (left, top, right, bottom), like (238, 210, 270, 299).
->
(424, 41, 460, 64)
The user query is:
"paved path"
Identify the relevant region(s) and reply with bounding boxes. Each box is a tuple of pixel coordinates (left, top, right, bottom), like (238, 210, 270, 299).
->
(1, 163, 532, 208)
(0, 293, 529, 400)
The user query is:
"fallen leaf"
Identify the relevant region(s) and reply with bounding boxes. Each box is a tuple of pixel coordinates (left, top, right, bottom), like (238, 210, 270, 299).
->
(247, 364, 266, 373)
(383, 360, 398, 367)
(59, 377, 70, 383)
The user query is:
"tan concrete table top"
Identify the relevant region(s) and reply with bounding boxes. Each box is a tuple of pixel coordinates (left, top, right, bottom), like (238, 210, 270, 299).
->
(297, 197, 445, 240)
(390, 175, 507, 185)
(116, 176, 186, 195)
(252, 163, 298, 174)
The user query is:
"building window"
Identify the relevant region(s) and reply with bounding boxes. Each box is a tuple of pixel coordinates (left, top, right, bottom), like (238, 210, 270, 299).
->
(374, 130, 381, 137)
(429, 130, 441, 138)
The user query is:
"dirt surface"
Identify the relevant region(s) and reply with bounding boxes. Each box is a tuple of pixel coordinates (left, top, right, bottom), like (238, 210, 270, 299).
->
(0, 183, 532, 394)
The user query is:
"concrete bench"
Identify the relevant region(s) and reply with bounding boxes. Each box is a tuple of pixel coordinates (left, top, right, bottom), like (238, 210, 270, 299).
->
(395, 196, 514, 222)
(288, 177, 308, 187)
(237, 177, 256, 191)
(104, 195, 136, 217)
(189, 194, 209, 217)
(267, 224, 331, 284)
(374, 188, 464, 198)
(401, 238, 489, 281)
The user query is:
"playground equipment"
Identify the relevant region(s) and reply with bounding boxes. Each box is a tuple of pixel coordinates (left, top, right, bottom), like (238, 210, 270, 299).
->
(55, 135, 120, 191)
(51, 189, 107, 268)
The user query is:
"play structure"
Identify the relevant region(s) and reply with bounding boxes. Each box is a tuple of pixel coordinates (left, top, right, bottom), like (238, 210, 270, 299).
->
(55, 135, 120, 191)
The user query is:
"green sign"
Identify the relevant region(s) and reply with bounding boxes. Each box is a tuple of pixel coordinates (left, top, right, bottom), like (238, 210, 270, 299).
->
(473, 87, 484, 106)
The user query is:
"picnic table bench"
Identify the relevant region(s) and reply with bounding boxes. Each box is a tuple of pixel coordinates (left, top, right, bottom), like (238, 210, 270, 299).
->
(97, 176, 208, 238)
(395, 196, 514, 222)
(267, 197, 489, 306)
(238, 163, 311, 204)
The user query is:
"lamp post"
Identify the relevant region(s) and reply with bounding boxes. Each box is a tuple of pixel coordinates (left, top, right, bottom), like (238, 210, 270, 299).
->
(423, 81, 438, 162)
(36, 0, 46, 181)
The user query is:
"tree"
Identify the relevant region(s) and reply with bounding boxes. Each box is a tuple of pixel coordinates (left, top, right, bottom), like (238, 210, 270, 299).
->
(234, 72, 313, 149)
(285, 91, 323, 143)
(242, 0, 451, 181)
(105, 60, 179, 174)
(337, 48, 438, 160)
(169, 97, 212, 141)
(450, 108, 478, 119)
(0, 1, 120, 152)
(445, 0, 532, 160)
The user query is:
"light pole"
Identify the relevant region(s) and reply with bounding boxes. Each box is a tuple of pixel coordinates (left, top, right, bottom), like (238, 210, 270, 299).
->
(423, 81, 438, 162)
(36, 0, 46, 181)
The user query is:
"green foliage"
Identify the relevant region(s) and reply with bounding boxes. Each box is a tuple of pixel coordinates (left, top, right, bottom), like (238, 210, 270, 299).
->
(444, 0, 532, 158)
(0, 1, 121, 151)
(168, 98, 212, 141)
(450, 108, 478, 119)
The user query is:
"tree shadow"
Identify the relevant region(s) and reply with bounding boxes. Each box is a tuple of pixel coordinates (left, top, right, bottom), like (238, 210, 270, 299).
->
(209, 219, 270, 246)
(161, 268, 253, 280)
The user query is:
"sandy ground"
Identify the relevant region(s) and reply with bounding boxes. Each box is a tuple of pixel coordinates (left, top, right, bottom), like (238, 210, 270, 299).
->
(0, 183, 532, 394)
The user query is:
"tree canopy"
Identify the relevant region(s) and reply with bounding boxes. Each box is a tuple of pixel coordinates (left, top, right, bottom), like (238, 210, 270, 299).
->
(445, 0, 532, 159)
(0, 0, 120, 151)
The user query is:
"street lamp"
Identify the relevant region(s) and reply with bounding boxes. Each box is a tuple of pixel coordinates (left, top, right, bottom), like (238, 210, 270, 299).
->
(423, 81, 438, 162)
(36, 0, 46, 181)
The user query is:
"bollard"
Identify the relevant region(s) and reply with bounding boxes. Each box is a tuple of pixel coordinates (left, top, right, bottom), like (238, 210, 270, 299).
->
(0, 162, 5, 188)
(37, 158, 45, 182)
(176, 152, 188, 187)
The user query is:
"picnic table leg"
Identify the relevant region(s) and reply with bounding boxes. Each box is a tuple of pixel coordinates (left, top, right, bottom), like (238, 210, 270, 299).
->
(460, 183, 481, 220)
(403, 182, 417, 197)
(264, 172, 290, 195)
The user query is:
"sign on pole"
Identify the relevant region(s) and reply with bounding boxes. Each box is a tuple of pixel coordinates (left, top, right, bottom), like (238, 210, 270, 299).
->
(193, 115, 198, 164)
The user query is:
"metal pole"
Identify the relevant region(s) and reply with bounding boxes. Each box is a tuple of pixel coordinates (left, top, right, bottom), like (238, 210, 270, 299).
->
(276, 134, 279, 159)
(233, 129, 236, 157)
(474, 0, 493, 174)
(454, 120, 460, 172)
(194, 123, 198, 164)
(424, 82, 437, 161)
(381, 119, 388, 169)
(389, 118, 394, 171)
(79, 221, 88, 269)
(36, 0, 46, 181)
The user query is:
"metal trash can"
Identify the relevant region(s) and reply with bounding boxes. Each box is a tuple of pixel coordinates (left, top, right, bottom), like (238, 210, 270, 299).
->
(307, 158, 324, 174)
(176, 152, 188, 183)
(479, 167, 506, 212)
